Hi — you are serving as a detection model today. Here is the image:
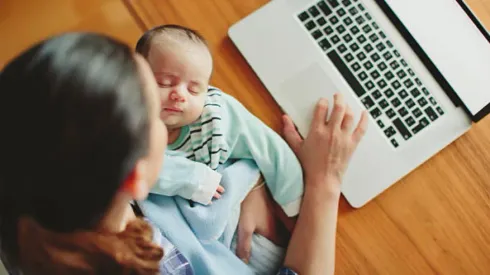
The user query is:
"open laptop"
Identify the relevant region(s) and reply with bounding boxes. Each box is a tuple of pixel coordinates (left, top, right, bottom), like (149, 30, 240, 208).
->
(229, 0, 490, 207)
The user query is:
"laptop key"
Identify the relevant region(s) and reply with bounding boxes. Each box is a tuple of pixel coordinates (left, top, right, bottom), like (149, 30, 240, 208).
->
(384, 126, 396, 138)
(358, 71, 368, 81)
(318, 1, 333, 16)
(324, 26, 334, 35)
(392, 80, 401, 90)
(379, 99, 389, 109)
(398, 89, 408, 99)
(391, 138, 399, 148)
(350, 43, 360, 52)
(400, 59, 408, 66)
(404, 79, 414, 88)
(406, 98, 415, 108)
(349, 7, 358, 16)
(378, 62, 388, 71)
(363, 61, 373, 70)
(371, 107, 382, 119)
(330, 16, 339, 25)
(386, 41, 394, 48)
(338, 44, 348, 53)
(298, 12, 310, 22)
(308, 6, 321, 17)
(407, 68, 415, 76)
(405, 116, 416, 127)
(371, 70, 381, 80)
(357, 34, 367, 44)
(379, 31, 386, 39)
(417, 97, 428, 107)
(372, 90, 382, 100)
(415, 78, 423, 86)
(364, 44, 374, 53)
(337, 8, 347, 17)
(384, 88, 394, 98)
(327, 0, 340, 8)
(305, 21, 316, 30)
(390, 60, 399, 70)
(436, 106, 444, 115)
(343, 34, 353, 43)
(351, 26, 360, 35)
(342, 0, 352, 6)
(386, 108, 396, 119)
(345, 53, 354, 62)
(372, 22, 379, 29)
(394, 50, 401, 57)
(366, 80, 375, 90)
(424, 106, 439, 121)
(371, 53, 380, 62)
(410, 88, 420, 98)
(358, 3, 365, 11)
(385, 71, 394, 81)
(398, 107, 408, 117)
(369, 34, 379, 43)
(356, 15, 365, 25)
(413, 107, 423, 118)
(327, 50, 366, 97)
(351, 61, 361, 71)
(331, 35, 341, 44)
(393, 118, 412, 140)
(336, 25, 346, 34)
(361, 95, 375, 109)
(422, 87, 429, 96)
(318, 38, 331, 50)
(357, 52, 366, 61)
(365, 13, 372, 20)
(312, 30, 323, 40)
(377, 79, 387, 89)
(362, 25, 372, 33)
(391, 97, 401, 108)
(383, 52, 393, 61)
(397, 70, 407, 79)
(344, 17, 353, 26)
(317, 17, 327, 27)
(376, 42, 386, 52)
(412, 117, 429, 134)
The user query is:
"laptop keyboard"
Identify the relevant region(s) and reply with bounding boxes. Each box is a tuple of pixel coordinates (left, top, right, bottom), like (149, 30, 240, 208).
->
(298, 0, 445, 148)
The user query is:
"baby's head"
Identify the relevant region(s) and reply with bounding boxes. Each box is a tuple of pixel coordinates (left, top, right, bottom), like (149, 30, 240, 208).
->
(136, 25, 213, 130)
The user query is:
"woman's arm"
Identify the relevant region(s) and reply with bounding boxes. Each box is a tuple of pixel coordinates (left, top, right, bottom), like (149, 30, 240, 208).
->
(282, 94, 368, 275)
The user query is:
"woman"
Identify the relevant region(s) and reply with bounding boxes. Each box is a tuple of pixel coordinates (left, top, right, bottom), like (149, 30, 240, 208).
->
(0, 33, 367, 274)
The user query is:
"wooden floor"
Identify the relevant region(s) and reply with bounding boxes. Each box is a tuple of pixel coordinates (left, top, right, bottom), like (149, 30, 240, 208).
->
(2, 0, 490, 274)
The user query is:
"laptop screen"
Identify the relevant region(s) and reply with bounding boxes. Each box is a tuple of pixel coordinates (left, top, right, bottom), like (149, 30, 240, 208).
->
(381, 0, 490, 121)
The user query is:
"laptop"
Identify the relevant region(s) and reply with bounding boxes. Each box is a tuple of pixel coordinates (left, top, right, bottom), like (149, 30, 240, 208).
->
(229, 0, 490, 207)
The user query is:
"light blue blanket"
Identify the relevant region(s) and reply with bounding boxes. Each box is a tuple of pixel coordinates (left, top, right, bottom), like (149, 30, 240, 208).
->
(140, 159, 262, 275)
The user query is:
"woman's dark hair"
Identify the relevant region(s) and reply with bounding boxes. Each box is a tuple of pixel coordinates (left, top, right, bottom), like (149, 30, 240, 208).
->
(0, 33, 151, 266)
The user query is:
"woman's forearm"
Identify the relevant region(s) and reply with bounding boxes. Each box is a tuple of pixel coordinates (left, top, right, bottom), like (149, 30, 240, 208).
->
(283, 176, 341, 275)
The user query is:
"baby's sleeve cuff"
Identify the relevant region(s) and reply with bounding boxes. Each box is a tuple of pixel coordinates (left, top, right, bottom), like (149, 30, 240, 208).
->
(190, 168, 222, 205)
(281, 197, 302, 217)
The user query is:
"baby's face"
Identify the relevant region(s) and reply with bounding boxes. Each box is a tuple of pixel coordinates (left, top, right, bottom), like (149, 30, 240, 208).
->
(147, 37, 213, 130)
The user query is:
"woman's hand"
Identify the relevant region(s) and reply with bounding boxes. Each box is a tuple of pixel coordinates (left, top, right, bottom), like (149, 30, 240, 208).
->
(282, 94, 368, 195)
(236, 183, 289, 263)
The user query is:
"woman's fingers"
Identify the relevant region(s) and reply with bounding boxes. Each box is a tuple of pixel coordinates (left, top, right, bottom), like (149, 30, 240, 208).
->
(329, 93, 346, 128)
(308, 98, 329, 134)
(341, 105, 354, 131)
(282, 115, 303, 155)
(236, 217, 255, 264)
(352, 110, 369, 144)
(213, 192, 222, 199)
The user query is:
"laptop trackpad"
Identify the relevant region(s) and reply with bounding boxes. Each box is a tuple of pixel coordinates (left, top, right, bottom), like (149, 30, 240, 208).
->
(279, 63, 339, 136)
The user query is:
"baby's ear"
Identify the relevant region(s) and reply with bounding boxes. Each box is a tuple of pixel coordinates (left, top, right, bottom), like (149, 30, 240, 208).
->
(121, 160, 150, 200)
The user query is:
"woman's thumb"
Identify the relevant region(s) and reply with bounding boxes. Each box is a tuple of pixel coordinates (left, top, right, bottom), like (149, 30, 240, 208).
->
(282, 115, 302, 155)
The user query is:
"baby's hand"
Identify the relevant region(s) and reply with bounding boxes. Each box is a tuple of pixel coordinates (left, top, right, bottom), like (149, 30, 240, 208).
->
(213, 185, 225, 200)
